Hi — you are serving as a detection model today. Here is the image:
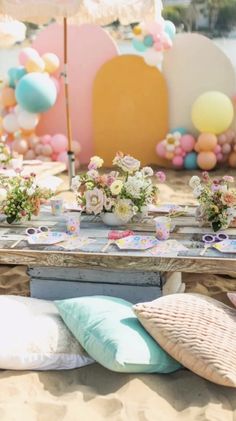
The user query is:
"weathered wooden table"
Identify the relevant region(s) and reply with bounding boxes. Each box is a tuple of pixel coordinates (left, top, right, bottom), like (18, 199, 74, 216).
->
(0, 207, 235, 302)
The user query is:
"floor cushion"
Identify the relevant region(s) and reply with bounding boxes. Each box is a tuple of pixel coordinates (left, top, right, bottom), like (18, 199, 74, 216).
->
(55, 295, 181, 373)
(0, 295, 94, 370)
(133, 293, 236, 387)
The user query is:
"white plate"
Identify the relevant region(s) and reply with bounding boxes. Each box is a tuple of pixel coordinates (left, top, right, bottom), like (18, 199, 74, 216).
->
(27, 232, 68, 245)
(115, 235, 158, 250)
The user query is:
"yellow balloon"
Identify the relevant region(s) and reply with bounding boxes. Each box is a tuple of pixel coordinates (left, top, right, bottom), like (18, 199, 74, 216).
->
(25, 57, 45, 73)
(191, 91, 234, 135)
(42, 53, 60, 74)
(132, 25, 142, 35)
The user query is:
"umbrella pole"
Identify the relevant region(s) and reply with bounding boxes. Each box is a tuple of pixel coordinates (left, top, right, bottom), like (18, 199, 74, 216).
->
(63, 17, 75, 189)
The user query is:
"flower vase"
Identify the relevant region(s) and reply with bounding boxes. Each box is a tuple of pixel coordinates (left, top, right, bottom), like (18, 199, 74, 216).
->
(101, 212, 128, 227)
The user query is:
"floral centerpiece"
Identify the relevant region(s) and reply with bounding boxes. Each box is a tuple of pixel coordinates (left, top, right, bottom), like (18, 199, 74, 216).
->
(72, 153, 166, 223)
(0, 173, 53, 223)
(0, 141, 12, 167)
(189, 172, 236, 232)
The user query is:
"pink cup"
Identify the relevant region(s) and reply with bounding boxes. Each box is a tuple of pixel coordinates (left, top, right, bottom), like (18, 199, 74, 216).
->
(66, 212, 81, 236)
(154, 216, 171, 240)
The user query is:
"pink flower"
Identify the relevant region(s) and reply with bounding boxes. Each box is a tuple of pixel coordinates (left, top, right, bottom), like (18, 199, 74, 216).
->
(155, 171, 166, 183)
(223, 175, 234, 183)
(113, 154, 140, 173)
(85, 188, 104, 215)
(222, 192, 236, 206)
(202, 171, 210, 182)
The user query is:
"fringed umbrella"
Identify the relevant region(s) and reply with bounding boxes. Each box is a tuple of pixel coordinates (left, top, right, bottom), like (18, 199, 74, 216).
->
(0, 0, 161, 186)
(0, 15, 26, 48)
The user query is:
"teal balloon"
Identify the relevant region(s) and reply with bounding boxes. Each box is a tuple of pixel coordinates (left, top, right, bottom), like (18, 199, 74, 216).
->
(170, 127, 187, 135)
(164, 20, 176, 41)
(143, 35, 154, 47)
(16, 73, 57, 113)
(8, 67, 26, 88)
(132, 38, 147, 52)
(184, 152, 198, 170)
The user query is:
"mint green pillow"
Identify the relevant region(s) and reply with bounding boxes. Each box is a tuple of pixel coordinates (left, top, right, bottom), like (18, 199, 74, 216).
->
(55, 296, 181, 373)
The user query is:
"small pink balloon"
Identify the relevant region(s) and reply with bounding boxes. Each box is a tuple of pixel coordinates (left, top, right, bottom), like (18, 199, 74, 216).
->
(19, 47, 40, 66)
(40, 134, 52, 145)
(72, 140, 81, 156)
(50, 77, 60, 95)
(51, 153, 58, 161)
(218, 134, 227, 145)
(29, 136, 39, 149)
(216, 153, 223, 162)
(57, 151, 68, 168)
(180, 134, 195, 152)
(156, 141, 166, 157)
(172, 155, 184, 167)
(175, 147, 183, 156)
(154, 41, 163, 52)
(214, 145, 221, 154)
(35, 144, 43, 155)
(24, 149, 36, 160)
(222, 143, 231, 154)
(181, 150, 186, 157)
(162, 33, 173, 50)
(50, 134, 68, 153)
(42, 144, 53, 157)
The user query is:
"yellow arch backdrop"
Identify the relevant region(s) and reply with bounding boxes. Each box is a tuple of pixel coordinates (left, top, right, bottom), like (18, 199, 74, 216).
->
(93, 55, 168, 166)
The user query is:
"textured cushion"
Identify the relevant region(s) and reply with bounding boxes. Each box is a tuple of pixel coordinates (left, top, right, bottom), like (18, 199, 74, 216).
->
(227, 292, 236, 308)
(0, 295, 94, 370)
(55, 295, 181, 373)
(133, 293, 236, 387)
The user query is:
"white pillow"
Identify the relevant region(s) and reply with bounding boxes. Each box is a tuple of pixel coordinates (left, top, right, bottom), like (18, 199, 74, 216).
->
(0, 295, 94, 370)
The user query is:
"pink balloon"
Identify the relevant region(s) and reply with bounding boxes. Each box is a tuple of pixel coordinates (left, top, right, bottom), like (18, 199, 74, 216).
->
(154, 41, 163, 52)
(19, 47, 40, 66)
(29, 135, 39, 149)
(51, 153, 58, 161)
(144, 20, 165, 35)
(50, 134, 68, 153)
(24, 149, 36, 160)
(216, 153, 223, 162)
(40, 134, 52, 145)
(57, 151, 68, 168)
(222, 143, 231, 154)
(35, 144, 43, 155)
(42, 144, 53, 156)
(156, 141, 166, 157)
(50, 77, 60, 95)
(214, 145, 221, 154)
(180, 134, 195, 152)
(218, 134, 227, 145)
(181, 150, 186, 157)
(175, 147, 183, 156)
(172, 155, 184, 167)
(72, 140, 81, 156)
(162, 33, 173, 50)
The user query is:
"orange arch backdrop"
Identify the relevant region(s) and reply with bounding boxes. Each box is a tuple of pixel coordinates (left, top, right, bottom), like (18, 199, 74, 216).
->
(93, 55, 169, 166)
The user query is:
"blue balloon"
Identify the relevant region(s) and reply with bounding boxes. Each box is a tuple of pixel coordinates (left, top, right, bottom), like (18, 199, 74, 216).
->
(184, 152, 198, 170)
(8, 67, 26, 88)
(143, 35, 154, 47)
(164, 20, 176, 41)
(16, 73, 57, 113)
(170, 127, 187, 135)
(132, 38, 147, 53)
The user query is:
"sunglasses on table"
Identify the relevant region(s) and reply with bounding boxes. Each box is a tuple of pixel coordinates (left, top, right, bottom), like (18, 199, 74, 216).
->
(25, 226, 50, 236)
(202, 233, 228, 244)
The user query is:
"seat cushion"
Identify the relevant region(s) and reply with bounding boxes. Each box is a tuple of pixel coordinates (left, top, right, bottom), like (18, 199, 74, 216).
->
(133, 293, 236, 387)
(0, 295, 94, 370)
(55, 295, 181, 373)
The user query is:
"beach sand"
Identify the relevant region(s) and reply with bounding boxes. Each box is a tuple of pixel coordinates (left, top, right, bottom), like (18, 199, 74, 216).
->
(0, 169, 236, 420)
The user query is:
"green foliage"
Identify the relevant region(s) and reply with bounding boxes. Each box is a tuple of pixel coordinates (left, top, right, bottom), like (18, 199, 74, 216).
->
(163, 6, 187, 27)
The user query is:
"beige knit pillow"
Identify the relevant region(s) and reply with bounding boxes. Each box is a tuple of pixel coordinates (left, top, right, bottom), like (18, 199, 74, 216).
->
(133, 293, 236, 387)
(227, 292, 236, 308)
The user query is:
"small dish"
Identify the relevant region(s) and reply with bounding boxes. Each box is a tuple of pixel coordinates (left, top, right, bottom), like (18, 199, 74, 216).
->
(27, 231, 68, 245)
(115, 235, 158, 250)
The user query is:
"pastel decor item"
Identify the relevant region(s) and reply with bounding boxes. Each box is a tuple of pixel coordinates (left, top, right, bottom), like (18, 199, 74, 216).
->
(15, 72, 57, 113)
(164, 20, 176, 40)
(180, 134, 195, 152)
(132, 38, 147, 52)
(8, 67, 27, 89)
(42, 53, 60, 74)
(3, 113, 19, 133)
(184, 152, 198, 170)
(18, 110, 39, 131)
(192, 91, 234, 135)
(50, 198, 64, 216)
(66, 212, 81, 235)
(55, 296, 181, 373)
(154, 216, 171, 240)
(25, 56, 45, 73)
(133, 293, 236, 387)
(197, 151, 217, 170)
(19, 47, 40, 66)
(197, 133, 217, 151)
(0, 295, 94, 370)
(33, 23, 119, 164)
(50, 134, 68, 153)
(162, 34, 236, 133)
(93, 55, 168, 166)
(1, 87, 16, 108)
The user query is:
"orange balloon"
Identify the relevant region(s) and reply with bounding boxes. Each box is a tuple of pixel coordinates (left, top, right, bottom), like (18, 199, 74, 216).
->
(197, 133, 217, 151)
(197, 151, 217, 170)
(229, 152, 236, 168)
(21, 129, 35, 137)
(194, 142, 200, 153)
(1, 87, 16, 108)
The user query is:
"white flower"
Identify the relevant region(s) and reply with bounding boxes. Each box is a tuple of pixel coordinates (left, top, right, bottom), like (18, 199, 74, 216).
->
(27, 187, 36, 196)
(193, 185, 204, 198)
(218, 185, 228, 193)
(114, 199, 133, 222)
(110, 180, 123, 195)
(124, 176, 144, 199)
(88, 156, 104, 170)
(0, 153, 7, 162)
(71, 176, 81, 191)
(0, 188, 7, 202)
(87, 170, 99, 179)
(189, 176, 201, 189)
(141, 167, 153, 177)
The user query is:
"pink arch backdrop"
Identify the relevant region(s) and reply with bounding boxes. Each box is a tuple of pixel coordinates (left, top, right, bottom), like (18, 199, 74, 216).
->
(33, 23, 118, 164)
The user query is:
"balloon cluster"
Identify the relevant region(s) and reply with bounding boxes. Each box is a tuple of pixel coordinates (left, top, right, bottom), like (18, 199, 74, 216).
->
(156, 129, 198, 169)
(0, 47, 60, 156)
(132, 18, 176, 67)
